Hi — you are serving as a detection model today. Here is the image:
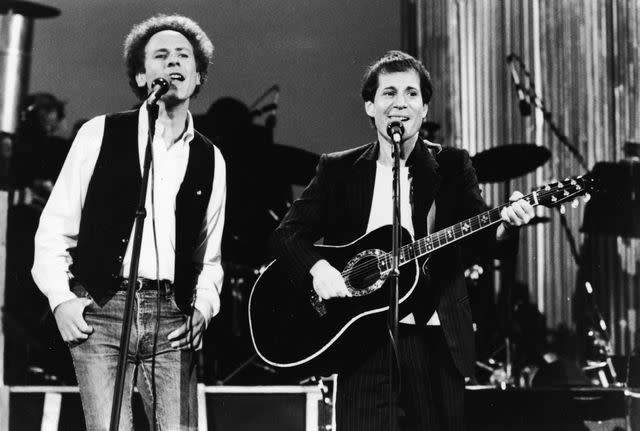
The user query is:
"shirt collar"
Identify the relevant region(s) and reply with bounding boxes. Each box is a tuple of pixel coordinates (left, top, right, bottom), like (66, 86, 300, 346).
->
(138, 103, 195, 149)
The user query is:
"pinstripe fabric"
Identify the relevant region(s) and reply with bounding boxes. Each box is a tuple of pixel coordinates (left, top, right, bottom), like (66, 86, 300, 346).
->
(336, 325, 465, 431)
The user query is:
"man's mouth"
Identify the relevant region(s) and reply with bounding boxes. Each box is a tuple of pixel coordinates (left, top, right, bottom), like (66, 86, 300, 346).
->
(389, 116, 410, 122)
(169, 73, 185, 82)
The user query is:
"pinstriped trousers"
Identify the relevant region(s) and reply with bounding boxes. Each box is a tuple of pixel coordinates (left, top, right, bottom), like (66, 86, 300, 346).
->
(336, 325, 465, 431)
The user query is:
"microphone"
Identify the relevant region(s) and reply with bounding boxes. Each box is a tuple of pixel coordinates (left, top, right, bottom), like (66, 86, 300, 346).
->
(386, 121, 404, 144)
(146, 77, 170, 106)
(506, 54, 531, 117)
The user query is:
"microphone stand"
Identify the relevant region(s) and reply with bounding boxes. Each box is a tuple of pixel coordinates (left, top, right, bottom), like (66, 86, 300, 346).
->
(513, 54, 620, 385)
(510, 53, 588, 170)
(109, 102, 159, 431)
(388, 137, 402, 431)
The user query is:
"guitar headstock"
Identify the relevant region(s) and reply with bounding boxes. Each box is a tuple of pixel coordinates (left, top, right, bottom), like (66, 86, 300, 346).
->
(533, 174, 598, 210)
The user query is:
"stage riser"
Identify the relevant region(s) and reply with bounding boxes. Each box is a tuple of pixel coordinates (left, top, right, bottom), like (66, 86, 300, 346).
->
(9, 393, 311, 431)
(8, 388, 639, 430)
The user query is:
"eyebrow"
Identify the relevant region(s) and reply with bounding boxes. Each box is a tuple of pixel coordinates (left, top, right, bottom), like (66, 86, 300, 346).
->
(150, 47, 193, 55)
(380, 85, 420, 91)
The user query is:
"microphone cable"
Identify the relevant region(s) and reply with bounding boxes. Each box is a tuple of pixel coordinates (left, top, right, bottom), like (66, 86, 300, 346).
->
(148, 119, 161, 431)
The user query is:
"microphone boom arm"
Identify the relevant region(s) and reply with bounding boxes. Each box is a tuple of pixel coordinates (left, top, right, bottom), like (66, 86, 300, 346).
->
(509, 53, 589, 171)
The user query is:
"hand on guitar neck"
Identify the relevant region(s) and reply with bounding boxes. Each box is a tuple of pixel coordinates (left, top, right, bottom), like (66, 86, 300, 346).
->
(497, 190, 536, 238)
(309, 259, 353, 301)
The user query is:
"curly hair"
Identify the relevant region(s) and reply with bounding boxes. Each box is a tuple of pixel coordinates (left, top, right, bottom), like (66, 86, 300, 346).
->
(123, 14, 214, 100)
(360, 50, 433, 105)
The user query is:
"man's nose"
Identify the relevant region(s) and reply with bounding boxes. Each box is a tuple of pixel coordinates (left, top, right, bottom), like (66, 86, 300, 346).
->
(393, 93, 407, 107)
(167, 53, 181, 66)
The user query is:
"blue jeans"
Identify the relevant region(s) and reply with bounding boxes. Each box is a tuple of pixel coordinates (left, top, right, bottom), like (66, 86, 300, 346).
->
(69, 284, 198, 431)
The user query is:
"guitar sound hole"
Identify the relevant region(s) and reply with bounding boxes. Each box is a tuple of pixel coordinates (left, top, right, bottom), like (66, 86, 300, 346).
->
(345, 256, 381, 292)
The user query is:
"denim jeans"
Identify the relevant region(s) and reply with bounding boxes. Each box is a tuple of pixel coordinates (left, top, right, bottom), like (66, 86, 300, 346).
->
(69, 284, 198, 431)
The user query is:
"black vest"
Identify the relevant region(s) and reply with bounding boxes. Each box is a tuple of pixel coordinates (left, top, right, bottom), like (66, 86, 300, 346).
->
(70, 110, 216, 312)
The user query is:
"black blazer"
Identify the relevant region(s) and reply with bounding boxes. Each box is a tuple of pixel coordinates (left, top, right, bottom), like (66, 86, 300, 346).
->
(270, 139, 496, 376)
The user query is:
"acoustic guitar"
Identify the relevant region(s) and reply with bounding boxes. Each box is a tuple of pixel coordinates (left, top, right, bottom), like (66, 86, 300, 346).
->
(249, 175, 596, 373)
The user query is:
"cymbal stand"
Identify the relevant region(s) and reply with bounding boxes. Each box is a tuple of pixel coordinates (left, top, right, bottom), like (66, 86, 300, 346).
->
(496, 180, 519, 388)
(513, 53, 617, 384)
(474, 181, 520, 388)
(494, 54, 588, 388)
(557, 207, 617, 386)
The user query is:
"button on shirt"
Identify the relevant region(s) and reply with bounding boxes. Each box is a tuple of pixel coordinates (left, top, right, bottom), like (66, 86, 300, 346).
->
(32, 104, 226, 325)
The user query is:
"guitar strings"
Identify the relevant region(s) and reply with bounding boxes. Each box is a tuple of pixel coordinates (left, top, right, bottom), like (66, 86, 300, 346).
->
(341, 185, 585, 282)
(339, 184, 586, 283)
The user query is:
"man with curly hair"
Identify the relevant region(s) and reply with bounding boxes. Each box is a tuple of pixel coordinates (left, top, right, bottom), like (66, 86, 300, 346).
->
(32, 14, 225, 430)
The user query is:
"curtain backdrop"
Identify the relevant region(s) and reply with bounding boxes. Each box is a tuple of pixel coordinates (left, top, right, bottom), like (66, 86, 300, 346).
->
(405, 0, 640, 355)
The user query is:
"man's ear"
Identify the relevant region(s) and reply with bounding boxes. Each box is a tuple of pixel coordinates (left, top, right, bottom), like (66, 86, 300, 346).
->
(364, 101, 375, 118)
(135, 72, 147, 89)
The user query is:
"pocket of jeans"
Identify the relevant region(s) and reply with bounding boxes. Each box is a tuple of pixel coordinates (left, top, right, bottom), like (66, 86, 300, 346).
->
(166, 292, 184, 314)
(69, 281, 97, 319)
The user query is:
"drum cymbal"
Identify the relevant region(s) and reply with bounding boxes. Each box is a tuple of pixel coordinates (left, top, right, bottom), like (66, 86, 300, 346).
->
(471, 144, 551, 183)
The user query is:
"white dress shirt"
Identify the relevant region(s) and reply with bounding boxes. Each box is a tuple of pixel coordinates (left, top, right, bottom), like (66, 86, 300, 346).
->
(32, 104, 226, 325)
(366, 161, 440, 325)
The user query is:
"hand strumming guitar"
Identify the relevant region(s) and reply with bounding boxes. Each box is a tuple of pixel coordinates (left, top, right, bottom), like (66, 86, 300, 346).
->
(309, 259, 353, 301)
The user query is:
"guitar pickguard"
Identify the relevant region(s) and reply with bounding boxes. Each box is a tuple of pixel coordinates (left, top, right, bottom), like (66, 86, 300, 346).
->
(343, 248, 387, 296)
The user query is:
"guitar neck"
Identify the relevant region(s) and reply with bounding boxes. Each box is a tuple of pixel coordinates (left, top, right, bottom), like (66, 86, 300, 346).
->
(383, 192, 540, 268)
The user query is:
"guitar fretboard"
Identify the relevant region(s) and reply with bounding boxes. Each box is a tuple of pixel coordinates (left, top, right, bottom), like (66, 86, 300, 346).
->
(378, 194, 538, 270)
(372, 174, 589, 272)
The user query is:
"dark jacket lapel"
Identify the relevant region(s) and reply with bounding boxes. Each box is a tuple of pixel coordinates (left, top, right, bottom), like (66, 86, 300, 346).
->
(349, 142, 378, 237)
(406, 140, 441, 238)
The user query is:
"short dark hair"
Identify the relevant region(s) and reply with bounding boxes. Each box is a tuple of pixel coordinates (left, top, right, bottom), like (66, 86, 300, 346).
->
(123, 14, 214, 100)
(361, 50, 433, 104)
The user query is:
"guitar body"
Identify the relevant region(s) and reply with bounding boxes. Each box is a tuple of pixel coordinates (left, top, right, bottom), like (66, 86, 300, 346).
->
(248, 225, 420, 373)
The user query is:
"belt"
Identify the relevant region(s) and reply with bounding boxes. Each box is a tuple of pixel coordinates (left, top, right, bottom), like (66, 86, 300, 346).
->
(117, 277, 173, 293)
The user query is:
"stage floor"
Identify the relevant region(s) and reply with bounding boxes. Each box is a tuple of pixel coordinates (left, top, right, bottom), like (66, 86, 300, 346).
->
(2, 384, 639, 430)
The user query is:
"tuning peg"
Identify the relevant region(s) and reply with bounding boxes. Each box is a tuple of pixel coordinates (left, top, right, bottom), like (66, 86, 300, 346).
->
(560, 205, 566, 214)
(583, 193, 591, 203)
(571, 199, 579, 208)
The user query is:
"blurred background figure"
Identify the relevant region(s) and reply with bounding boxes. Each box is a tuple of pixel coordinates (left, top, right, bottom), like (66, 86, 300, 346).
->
(4, 92, 74, 384)
(12, 92, 70, 199)
(196, 96, 288, 267)
(0, 132, 13, 186)
(195, 95, 321, 383)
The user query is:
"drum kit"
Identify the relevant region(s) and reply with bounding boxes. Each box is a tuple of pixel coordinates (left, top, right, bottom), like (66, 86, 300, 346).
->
(469, 142, 632, 389)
